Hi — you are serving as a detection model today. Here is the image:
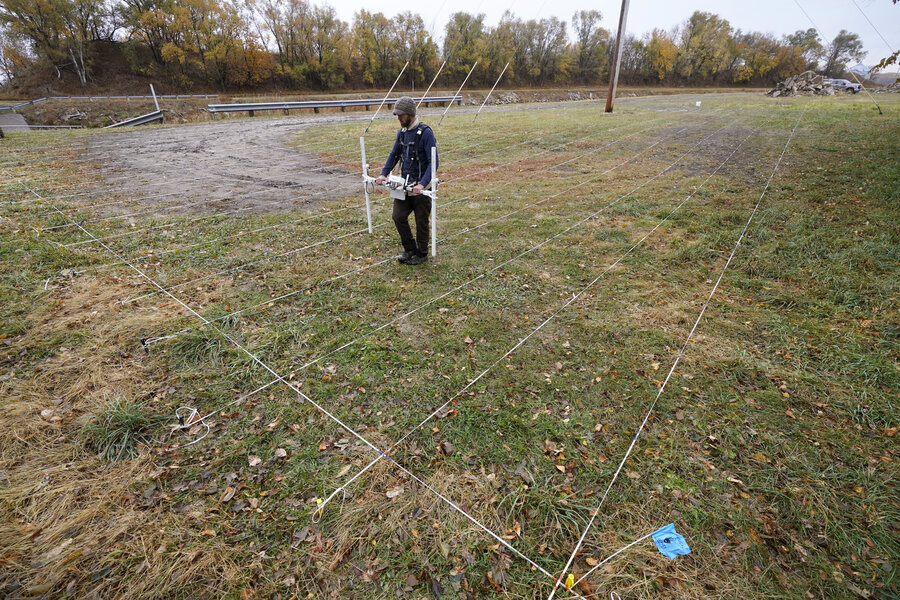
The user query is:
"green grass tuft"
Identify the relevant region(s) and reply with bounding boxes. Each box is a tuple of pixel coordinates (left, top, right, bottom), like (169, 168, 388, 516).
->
(81, 396, 161, 461)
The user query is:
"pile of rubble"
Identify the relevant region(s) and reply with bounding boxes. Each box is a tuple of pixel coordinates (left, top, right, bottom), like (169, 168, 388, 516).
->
(874, 80, 900, 93)
(464, 91, 520, 106)
(767, 71, 835, 97)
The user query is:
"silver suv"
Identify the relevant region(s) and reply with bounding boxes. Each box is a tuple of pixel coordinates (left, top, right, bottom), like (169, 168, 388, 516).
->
(824, 78, 862, 93)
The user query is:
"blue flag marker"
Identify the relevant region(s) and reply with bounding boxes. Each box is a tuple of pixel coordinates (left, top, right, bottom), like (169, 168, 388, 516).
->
(651, 523, 691, 559)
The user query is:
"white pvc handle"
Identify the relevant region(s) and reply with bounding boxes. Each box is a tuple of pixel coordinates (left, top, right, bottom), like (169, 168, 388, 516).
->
(360, 136, 372, 233)
(431, 146, 437, 257)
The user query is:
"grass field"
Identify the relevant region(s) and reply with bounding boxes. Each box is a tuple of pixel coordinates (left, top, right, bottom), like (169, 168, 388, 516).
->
(0, 92, 897, 600)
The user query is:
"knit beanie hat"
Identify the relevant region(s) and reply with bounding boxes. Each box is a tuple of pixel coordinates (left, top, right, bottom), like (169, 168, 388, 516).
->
(392, 96, 417, 116)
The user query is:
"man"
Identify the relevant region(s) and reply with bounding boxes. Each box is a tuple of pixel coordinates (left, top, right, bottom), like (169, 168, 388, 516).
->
(375, 96, 438, 265)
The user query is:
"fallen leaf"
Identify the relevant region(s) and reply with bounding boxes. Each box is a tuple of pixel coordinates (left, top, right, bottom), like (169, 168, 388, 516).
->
(337, 464, 351, 477)
(43, 538, 74, 562)
(274, 448, 287, 458)
(464, 336, 473, 344)
(221, 487, 236, 502)
(576, 575, 593, 596)
(248, 455, 262, 467)
(386, 486, 404, 499)
(25, 584, 54, 595)
(555, 464, 566, 474)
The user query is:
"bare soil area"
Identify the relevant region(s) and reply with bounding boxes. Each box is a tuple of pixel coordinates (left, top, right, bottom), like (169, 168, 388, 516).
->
(85, 114, 365, 216)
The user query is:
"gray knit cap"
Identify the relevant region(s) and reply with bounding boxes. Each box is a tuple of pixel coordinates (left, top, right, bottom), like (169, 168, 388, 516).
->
(392, 96, 416, 116)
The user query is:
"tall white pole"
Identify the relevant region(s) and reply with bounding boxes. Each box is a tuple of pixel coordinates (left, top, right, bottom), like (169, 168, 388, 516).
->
(360, 136, 373, 233)
(430, 146, 437, 257)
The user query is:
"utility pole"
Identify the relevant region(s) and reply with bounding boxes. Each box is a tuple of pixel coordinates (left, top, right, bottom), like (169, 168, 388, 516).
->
(605, 0, 630, 113)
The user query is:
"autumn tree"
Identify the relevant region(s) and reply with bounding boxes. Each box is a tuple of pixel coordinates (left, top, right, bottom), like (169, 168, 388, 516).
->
(352, 10, 396, 87)
(642, 28, 678, 81)
(442, 12, 485, 82)
(119, 0, 177, 65)
(675, 11, 733, 83)
(306, 4, 348, 88)
(785, 28, 823, 71)
(394, 11, 436, 89)
(0, 24, 30, 82)
(823, 29, 865, 77)
(571, 10, 608, 83)
(478, 11, 515, 85)
(0, 0, 66, 66)
(504, 15, 569, 86)
(0, 0, 116, 85)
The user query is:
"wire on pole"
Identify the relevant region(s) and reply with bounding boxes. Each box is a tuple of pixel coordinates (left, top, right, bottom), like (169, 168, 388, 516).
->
(365, 61, 410, 134)
(473, 62, 509, 123)
(439, 61, 477, 125)
(417, 61, 447, 109)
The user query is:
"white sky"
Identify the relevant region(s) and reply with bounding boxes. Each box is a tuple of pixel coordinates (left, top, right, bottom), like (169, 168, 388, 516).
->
(322, 0, 899, 69)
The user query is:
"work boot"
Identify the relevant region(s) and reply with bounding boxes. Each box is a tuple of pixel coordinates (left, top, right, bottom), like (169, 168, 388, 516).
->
(398, 250, 416, 264)
(405, 252, 427, 266)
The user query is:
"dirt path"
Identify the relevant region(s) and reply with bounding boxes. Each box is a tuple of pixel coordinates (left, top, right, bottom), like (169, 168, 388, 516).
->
(85, 114, 367, 216)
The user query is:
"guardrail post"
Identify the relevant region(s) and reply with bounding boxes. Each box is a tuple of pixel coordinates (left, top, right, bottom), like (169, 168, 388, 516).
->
(248, 110, 254, 117)
(150, 84, 160, 112)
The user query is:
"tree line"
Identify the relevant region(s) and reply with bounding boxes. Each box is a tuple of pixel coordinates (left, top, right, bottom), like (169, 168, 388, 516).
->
(0, 0, 870, 91)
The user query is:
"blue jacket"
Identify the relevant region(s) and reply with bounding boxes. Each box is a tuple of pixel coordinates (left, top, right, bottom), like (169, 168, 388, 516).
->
(380, 122, 438, 188)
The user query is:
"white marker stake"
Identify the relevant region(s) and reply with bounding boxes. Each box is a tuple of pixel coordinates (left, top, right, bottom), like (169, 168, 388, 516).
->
(431, 145, 437, 257)
(360, 136, 373, 233)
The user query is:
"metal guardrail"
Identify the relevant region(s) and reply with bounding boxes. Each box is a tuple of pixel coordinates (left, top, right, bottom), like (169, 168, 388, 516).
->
(0, 97, 47, 113)
(0, 94, 217, 113)
(48, 94, 218, 100)
(104, 109, 163, 128)
(207, 95, 463, 115)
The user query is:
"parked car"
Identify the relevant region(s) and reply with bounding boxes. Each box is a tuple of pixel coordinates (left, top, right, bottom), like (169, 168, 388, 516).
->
(823, 78, 862, 93)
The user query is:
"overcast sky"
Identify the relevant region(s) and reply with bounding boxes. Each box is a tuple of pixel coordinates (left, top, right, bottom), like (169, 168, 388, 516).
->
(322, 0, 899, 69)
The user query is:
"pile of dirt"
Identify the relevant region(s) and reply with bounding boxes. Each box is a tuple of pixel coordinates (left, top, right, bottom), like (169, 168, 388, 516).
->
(874, 80, 900, 93)
(767, 71, 835, 97)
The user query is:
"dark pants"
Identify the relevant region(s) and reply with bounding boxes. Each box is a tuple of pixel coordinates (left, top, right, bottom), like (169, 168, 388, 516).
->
(392, 194, 431, 255)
